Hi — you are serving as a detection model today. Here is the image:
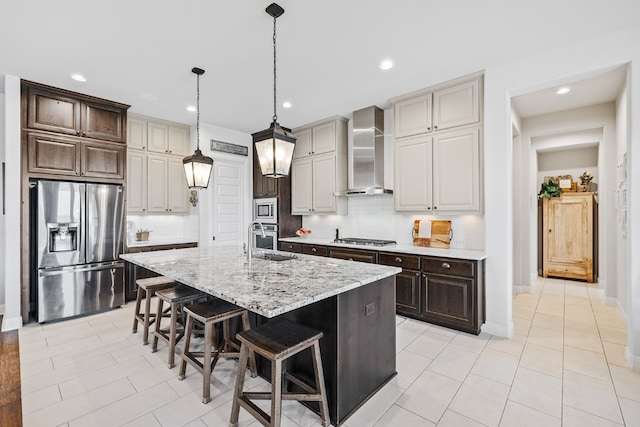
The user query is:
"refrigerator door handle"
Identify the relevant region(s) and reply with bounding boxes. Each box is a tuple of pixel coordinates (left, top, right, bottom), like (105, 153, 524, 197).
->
(39, 262, 124, 276)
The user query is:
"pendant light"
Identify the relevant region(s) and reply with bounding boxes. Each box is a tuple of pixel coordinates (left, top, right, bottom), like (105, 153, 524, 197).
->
(183, 67, 214, 189)
(252, 3, 296, 178)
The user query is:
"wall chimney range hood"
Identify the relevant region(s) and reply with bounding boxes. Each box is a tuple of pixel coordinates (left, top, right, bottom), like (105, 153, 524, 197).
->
(336, 105, 393, 196)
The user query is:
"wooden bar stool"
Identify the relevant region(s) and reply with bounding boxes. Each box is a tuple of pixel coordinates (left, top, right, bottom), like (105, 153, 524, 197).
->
(132, 276, 177, 345)
(151, 285, 206, 368)
(230, 318, 330, 427)
(178, 299, 257, 403)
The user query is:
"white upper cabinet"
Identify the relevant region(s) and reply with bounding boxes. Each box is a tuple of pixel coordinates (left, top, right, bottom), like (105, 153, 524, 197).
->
(291, 117, 347, 215)
(394, 128, 481, 213)
(432, 79, 480, 131)
(126, 114, 190, 214)
(393, 77, 482, 137)
(394, 94, 433, 139)
(432, 128, 481, 211)
(127, 116, 147, 150)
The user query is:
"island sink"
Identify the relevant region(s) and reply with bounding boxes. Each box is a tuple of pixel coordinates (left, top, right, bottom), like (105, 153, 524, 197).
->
(253, 252, 297, 262)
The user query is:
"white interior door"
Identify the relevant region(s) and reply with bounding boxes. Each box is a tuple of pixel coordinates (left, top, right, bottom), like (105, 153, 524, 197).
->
(207, 157, 245, 246)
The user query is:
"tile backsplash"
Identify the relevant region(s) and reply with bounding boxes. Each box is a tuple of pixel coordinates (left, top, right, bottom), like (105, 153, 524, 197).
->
(302, 197, 485, 250)
(126, 214, 198, 244)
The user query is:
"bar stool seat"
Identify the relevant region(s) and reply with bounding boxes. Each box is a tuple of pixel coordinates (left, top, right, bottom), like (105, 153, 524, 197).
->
(230, 318, 330, 427)
(178, 299, 257, 403)
(151, 285, 207, 368)
(132, 276, 177, 345)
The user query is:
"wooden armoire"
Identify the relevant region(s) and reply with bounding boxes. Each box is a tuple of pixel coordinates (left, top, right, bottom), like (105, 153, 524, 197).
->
(541, 192, 598, 282)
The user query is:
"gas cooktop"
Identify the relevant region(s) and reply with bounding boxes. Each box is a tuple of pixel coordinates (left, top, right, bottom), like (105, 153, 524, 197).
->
(333, 237, 397, 247)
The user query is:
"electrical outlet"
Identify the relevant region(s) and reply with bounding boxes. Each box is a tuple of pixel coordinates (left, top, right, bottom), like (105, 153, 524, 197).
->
(212, 236, 216, 241)
(365, 303, 375, 316)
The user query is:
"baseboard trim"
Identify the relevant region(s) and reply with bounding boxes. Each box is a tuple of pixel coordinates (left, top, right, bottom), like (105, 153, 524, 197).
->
(1, 316, 22, 332)
(625, 347, 640, 372)
(481, 320, 513, 339)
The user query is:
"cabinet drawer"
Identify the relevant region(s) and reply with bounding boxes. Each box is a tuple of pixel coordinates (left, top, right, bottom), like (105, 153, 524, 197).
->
(302, 245, 327, 256)
(280, 242, 302, 253)
(422, 257, 474, 277)
(379, 253, 420, 270)
(329, 248, 377, 263)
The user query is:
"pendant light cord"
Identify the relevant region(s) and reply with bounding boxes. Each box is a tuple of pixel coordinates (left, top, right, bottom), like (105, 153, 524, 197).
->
(272, 14, 278, 123)
(196, 72, 201, 150)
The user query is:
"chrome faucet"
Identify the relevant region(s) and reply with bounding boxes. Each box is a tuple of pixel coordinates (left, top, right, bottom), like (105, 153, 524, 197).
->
(247, 220, 266, 261)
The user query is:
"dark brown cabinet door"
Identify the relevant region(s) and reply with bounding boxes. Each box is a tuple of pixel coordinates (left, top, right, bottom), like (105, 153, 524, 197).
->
(422, 272, 475, 331)
(81, 141, 125, 179)
(27, 133, 80, 176)
(280, 242, 302, 253)
(82, 101, 126, 143)
(396, 269, 421, 314)
(302, 244, 328, 256)
(27, 88, 82, 136)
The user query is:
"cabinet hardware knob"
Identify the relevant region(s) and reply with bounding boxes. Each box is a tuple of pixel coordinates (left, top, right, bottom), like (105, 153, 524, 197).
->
(82, 131, 86, 136)
(143, 209, 146, 211)
(422, 274, 427, 278)
(311, 248, 317, 252)
(442, 262, 451, 269)
(427, 207, 431, 210)
(76, 130, 80, 135)
(434, 206, 438, 210)
(142, 146, 145, 149)
(434, 125, 438, 129)
(427, 127, 431, 131)
(288, 245, 292, 249)
(348, 258, 353, 261)
(416, 272, 420, 276)
(395, 257, 402, 263)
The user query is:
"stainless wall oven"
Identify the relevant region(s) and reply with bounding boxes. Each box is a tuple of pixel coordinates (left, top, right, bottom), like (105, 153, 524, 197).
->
(251, 223, 278, 250)
(253, 197, 277, 223)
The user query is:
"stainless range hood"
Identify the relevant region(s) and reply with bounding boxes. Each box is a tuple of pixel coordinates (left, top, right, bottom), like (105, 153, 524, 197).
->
(336, 106, 393, 196)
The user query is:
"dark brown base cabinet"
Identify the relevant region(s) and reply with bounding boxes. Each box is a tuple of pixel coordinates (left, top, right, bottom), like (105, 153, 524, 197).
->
(282, 243, 486, 335)
(124, 242, 198, 301)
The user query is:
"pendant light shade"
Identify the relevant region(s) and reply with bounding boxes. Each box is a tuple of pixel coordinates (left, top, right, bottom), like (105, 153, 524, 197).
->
(183, 67, 214, 189)
(253, 3, 296, 178)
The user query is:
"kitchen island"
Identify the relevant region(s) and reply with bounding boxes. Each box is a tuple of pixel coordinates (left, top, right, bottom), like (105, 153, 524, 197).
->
(121, 246, 401, 426)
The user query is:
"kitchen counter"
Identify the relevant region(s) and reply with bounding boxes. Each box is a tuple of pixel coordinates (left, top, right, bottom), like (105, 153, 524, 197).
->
(121, 245, 400, 425)
(279, 236, 487, 260)
(120, 246, 400, 318)
(125, 237, 198, 249)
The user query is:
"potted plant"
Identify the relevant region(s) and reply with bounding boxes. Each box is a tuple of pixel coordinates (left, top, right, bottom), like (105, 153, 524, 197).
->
(538, 180, 562, 199)
(136, 229, 151, 241)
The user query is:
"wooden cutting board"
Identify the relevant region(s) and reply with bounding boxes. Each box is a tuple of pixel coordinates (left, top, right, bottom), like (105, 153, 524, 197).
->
(412, 220, 452, 248)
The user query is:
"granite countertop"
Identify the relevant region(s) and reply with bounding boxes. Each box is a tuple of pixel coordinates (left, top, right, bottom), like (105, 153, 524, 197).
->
(120, 246, 401, 318)
(126, 238, 198, 249)
(279, 237, 487, 261)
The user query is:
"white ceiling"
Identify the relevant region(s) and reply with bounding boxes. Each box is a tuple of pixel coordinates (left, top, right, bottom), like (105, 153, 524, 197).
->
(1, 1, 637, 133)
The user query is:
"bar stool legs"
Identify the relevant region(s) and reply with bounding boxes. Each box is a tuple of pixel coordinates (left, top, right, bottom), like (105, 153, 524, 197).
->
(230, 318, 330, 427)
(178, 300, 257, 404)
(131, 276, 176, 345)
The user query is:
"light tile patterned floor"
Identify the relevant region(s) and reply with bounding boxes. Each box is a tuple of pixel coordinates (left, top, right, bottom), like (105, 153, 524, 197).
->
(19, 278, 640, 426)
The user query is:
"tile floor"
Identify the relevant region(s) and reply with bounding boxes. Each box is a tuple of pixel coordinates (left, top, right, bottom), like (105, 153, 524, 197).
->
(19, 278, 640, 426)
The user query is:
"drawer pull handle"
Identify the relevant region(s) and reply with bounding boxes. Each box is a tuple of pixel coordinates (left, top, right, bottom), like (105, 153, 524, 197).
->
(442, 262, 451, 269)
(395, 257, 402, 263)
(311, 248, 317, 253)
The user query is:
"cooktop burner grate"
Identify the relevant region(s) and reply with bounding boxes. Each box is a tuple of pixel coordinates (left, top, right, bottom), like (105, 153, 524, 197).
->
(333, 237, 397, 247)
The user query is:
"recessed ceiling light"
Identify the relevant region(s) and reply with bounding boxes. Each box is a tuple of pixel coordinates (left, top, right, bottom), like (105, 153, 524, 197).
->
(282, 101, 292, 109)
(70, 73, 87, 82)
(556, 87, 571, 95)
(187, 105, 196, 112)
(380, 60, 394, 70)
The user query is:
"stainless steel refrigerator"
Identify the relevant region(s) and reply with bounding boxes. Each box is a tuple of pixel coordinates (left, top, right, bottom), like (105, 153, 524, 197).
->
(32, 180, 125, 322)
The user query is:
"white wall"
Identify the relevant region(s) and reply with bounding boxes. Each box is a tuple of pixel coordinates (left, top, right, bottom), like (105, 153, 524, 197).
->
(0, 91, 5, 314)
(485, 26, 639, 367)
(615, 81, 628, 320)
(2, 75, 21, 331)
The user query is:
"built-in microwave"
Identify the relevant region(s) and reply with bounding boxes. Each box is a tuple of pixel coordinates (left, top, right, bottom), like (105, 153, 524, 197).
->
(253, 197, 277, 223)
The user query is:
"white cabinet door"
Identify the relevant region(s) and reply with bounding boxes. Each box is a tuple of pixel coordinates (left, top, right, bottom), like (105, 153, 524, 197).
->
(312, 122, 336, 155)
(293, 128, 312, 159)
(291, 158, 313, 214)
(433, 79, 479, 131)
(127, 117, 147, 150)
(312, 153, 337, 213)
(394, 136, 432, 211)
(167, 157, 188, 213)
(147, 122, 169, 154)
(168, 125, 190, 156)
(432, 128, 480, 211)
(127, 151, 147, 213)
(147, 154, 168, 212)
(394, 94, 433, 138)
